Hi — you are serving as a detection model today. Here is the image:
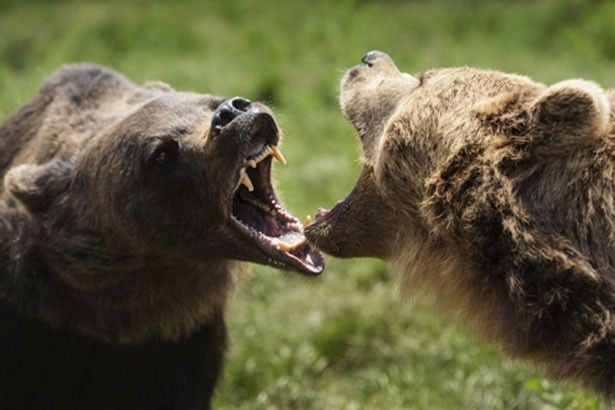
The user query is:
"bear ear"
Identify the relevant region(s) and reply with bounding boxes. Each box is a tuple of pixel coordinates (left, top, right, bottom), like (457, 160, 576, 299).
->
(4, 160, 72, 213)
(473, 92, 528, 135)
(530, 79, 611, 138)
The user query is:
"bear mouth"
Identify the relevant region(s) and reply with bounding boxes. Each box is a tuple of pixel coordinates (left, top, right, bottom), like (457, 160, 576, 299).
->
(230, 134, 324, 276)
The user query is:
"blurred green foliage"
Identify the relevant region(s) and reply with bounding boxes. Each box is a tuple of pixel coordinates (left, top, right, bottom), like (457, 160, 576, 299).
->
(0, 0, 612, 408)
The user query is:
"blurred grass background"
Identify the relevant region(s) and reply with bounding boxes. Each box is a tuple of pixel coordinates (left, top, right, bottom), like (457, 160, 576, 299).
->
(1, 0, 613, 408)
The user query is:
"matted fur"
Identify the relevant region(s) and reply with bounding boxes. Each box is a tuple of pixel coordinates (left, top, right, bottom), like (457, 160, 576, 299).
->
(306, 51, 614, 398)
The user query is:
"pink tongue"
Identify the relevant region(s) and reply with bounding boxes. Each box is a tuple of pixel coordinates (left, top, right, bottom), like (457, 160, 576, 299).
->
(264, 215, 282, 237)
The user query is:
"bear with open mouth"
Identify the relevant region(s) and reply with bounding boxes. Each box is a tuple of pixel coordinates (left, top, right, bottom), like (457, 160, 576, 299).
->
(0, 63, 323, 409)
(306, 51, 614, 398)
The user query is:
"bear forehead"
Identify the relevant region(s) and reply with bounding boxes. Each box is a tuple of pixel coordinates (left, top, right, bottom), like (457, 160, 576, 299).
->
(138, 92, 222, 112)
(108, 93, 223, 137)
(416, 67, 540, 99)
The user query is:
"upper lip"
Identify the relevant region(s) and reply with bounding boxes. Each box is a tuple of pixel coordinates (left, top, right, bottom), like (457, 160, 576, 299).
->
(226, 112, 324, 276)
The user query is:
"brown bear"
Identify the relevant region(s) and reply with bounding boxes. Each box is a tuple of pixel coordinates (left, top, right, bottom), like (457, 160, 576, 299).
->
(306, 51, 614, 398)
(0, 63, 323, 410)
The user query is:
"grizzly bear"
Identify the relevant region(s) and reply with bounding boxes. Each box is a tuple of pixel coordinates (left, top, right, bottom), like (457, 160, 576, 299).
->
(0, 63, 323, 409)
(306, 51, 614, 398)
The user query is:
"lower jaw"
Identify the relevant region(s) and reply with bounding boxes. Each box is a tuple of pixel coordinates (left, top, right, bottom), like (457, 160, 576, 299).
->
(305, 213, 393, 260)
(304, 216, 341, 255)
(231, 221, 324, 275)
(251, 244, 324, 276)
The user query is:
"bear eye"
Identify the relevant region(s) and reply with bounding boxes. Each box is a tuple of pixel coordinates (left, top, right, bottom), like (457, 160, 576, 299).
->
(149, 138, 179, 166)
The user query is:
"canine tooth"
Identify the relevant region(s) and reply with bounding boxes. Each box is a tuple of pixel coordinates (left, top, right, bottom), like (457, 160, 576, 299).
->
(240, 169, 254, 191)
(303, 215, 312, 226)
(247, 159, 257, 168)
(270, 146, 287, 164)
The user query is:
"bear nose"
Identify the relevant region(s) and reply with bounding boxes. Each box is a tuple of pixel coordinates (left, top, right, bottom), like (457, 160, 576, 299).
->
(361, 50, 390, 67)
(211, 96, 252, 136)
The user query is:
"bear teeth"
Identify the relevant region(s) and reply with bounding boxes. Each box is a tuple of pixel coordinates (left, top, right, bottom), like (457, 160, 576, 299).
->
(239, 168, 254, 191)
(239, 189, 276, 215)
(246, 146, 272, 168)
(245, 145, 285, 168)
(270, 146, 287, 164)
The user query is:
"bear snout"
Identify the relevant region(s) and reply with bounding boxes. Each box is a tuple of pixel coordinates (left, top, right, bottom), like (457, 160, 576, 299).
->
(211, 96, 252, 137)
(361, 50, 390, 67)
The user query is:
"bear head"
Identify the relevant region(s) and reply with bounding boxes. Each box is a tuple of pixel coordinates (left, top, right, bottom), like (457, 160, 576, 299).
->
(306, 51, 612, 260)
(3, 67, 324, 278)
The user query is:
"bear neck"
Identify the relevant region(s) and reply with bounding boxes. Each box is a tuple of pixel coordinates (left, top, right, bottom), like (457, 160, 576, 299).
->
(0, 203, 234, 344)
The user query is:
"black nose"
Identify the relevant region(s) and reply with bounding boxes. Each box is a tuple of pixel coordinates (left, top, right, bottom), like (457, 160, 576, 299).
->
(361, 50, 389, 66)
(211, 96, 252, 136)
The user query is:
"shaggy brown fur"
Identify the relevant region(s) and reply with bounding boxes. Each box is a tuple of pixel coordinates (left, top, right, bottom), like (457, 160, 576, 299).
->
(0, 63, 318, 409)
(306, 51, 615, 398)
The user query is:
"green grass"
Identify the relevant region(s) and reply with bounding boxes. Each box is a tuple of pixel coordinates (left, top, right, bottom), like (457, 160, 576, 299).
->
(1, 0, 613, 408)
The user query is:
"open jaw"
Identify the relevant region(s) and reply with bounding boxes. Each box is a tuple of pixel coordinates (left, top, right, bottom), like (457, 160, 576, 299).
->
(230, 140, 325, 276)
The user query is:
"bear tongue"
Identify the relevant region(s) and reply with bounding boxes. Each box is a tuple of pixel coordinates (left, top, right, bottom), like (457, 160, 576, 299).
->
(264, 214, 283, 237)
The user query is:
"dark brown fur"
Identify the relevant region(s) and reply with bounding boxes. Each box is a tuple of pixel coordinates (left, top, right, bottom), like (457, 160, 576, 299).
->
(306, 52, 615, 398)
(0, 63, 284, 409)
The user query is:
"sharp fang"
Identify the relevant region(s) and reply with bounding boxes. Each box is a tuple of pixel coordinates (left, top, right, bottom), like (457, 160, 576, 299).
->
(240, 168, 254, 191)
(303, 215, 312, 226)
(271, 146, 287, 164)
(247, 159, 257, 168)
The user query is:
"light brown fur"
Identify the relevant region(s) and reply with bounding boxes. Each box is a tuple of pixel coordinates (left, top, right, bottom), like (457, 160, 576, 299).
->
(306, 51, 615, 397)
